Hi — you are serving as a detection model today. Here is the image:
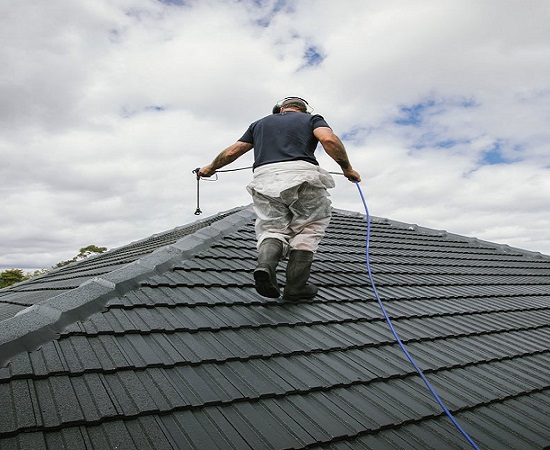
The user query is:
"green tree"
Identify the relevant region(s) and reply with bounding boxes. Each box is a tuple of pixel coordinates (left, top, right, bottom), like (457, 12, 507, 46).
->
(0, 245, 108, 288)
(54, 244, 107, 268)
(0, 269, 28, 289)
(76, 245, 107, 259)
(30, 269, 50, 277)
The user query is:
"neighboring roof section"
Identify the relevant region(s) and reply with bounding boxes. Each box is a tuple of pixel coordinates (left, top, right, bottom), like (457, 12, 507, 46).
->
(0, 207, 243, 317)
(0, 205, 549, 449)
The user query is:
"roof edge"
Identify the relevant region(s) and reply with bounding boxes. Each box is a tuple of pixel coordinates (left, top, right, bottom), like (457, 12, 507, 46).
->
(0, 205, 256, 368)
(380, 216, 550, 260)
(331, 208, 549, 259)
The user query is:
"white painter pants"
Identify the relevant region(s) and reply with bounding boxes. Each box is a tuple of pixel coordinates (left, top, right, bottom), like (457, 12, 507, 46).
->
(247, 161, 335, 254)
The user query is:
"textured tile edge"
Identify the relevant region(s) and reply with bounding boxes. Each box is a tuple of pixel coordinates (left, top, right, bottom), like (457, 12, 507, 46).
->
(375, 216, 550, 260)
(0, 205, 256, 368)
(331, 207, 549, 259)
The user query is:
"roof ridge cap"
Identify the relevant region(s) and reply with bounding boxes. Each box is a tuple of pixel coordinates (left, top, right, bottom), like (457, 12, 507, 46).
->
(0, 205, 256, 367)
(0, 205, 252, 291)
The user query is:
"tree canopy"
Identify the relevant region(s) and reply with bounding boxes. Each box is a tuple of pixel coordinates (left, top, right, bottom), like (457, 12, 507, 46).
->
(0, 269, 27, 289)
(54, 245, 107, 268)
(0, 245, 107, 289)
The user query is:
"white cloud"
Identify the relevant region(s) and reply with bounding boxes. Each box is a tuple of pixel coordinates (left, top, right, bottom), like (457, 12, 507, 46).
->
(1, 0, 550, 271)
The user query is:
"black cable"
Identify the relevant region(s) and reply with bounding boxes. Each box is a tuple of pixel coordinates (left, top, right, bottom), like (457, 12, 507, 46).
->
(191, 165, 346, 215)
(215, 166, 345, 176)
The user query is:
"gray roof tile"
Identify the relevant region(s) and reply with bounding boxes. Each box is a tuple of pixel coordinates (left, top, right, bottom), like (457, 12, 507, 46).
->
(0, 205, 549, 448)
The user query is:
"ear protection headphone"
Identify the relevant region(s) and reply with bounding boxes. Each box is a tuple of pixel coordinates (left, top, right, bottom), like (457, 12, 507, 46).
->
(272, 96, 312, 114)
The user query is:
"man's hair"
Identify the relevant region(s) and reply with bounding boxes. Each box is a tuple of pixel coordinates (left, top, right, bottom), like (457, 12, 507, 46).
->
(281, 97, 308, 113)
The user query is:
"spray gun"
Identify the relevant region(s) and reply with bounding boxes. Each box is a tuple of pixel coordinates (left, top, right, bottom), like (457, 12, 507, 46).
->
(192, 168, 202, 215)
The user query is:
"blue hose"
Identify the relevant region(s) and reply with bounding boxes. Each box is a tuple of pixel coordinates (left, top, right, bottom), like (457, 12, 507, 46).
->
(354, 182, 480, 450)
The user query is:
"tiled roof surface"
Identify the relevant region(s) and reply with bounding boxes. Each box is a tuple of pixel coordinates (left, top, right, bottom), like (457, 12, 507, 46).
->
(0, 209, 236, 314)
(1, 205, 549, 449)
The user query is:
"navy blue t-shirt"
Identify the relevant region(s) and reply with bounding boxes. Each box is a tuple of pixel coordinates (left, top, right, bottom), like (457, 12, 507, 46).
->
(238, 111, 331, 169)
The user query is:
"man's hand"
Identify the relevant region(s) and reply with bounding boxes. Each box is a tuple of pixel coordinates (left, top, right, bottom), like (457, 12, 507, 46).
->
(314, 127, 361, 183)
(198, 165, 216, 178)
(343, 168, 361, 183)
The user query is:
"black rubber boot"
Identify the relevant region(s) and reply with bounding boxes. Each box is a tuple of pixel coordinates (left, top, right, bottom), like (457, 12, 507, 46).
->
(254, 238, 283, 298)
(282, 250, 318, 301)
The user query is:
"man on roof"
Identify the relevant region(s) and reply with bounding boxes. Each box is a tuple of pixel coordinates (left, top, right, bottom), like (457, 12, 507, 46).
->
(198, 96, 361, 300)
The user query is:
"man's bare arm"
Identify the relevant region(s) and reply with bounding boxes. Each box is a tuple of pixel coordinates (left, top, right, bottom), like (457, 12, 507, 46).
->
(314, 127, 361, 182)
(198, 141, 253, 177)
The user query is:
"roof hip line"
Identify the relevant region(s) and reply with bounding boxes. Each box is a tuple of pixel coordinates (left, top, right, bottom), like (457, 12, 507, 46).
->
(0, 206, 256, 368)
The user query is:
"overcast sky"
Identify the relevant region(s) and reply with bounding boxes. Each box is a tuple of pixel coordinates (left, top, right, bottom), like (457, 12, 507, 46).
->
(1, 0, 549, 271)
